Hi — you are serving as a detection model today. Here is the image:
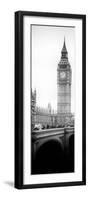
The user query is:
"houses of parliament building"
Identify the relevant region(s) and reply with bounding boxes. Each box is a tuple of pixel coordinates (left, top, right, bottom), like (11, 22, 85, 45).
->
(31, 39, 74, 129)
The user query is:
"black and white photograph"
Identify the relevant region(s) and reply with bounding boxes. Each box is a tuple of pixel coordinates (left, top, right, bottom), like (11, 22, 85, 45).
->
(15, 11, 86, 189)
(31, 25, 75, 175)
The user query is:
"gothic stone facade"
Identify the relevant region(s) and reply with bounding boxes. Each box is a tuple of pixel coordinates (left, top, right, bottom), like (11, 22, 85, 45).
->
(31, 39, 74, 128)
(57, 38, 72, 124)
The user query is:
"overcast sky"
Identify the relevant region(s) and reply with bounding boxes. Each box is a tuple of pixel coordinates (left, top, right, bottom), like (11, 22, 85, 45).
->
(32, 25, 75, 113)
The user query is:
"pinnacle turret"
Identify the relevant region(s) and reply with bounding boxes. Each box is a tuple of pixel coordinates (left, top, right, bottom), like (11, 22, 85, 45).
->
(61, 37, 68, 54)
(58, 38, 70, 68)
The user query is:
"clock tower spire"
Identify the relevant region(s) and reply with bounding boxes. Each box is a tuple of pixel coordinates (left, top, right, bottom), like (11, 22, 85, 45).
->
(57, 38, 72, 126)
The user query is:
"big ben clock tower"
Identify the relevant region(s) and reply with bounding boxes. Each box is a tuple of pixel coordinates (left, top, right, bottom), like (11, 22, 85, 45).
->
(57, 38, 72, 125)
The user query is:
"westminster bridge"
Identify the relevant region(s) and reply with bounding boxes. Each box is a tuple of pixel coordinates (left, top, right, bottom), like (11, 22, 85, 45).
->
(31, 127, 74, 174)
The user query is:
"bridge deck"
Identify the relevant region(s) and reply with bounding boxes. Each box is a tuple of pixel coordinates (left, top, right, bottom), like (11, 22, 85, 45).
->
(32, 127, 74, 140)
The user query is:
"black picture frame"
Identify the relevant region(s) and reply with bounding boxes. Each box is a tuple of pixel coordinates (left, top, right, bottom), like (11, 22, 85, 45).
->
(15, 11, 86, 189)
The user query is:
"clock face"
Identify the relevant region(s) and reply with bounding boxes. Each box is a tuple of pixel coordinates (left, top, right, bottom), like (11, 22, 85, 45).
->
(60, 72, 66, 79)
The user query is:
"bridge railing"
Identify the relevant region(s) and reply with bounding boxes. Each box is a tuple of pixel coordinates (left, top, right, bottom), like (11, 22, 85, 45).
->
(32, 127, 74, 140)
